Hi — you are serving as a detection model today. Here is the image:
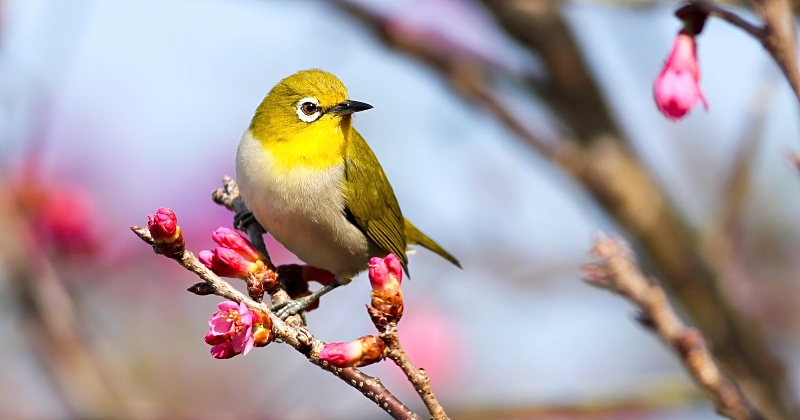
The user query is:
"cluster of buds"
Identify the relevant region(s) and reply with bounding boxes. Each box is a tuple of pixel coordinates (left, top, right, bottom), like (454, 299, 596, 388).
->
(147, 208, 185, 257)
(199, 228, 279, 300)
(277, 264, 336, 312)
(205, 301, 273, 359)
(366, 254, 404, 327)
(317, 254, 403, 368)
(653, 5, 708, 120)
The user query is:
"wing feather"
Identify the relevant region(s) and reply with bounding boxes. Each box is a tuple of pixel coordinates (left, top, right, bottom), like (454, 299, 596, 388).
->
(343, 129, 408, 273)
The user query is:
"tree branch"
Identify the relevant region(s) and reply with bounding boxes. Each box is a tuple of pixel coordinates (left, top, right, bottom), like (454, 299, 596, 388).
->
(379, 322, 448, 420)
(689, 0, 800, 104)
(130, 224, 420, 420)
(584, 236, 766, 420)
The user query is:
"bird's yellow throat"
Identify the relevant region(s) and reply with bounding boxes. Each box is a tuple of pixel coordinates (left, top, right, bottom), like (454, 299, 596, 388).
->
(249, 114, 351, 173)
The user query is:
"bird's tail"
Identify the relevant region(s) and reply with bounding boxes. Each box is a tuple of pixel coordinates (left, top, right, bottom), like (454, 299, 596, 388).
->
(404, 219, 462, 269)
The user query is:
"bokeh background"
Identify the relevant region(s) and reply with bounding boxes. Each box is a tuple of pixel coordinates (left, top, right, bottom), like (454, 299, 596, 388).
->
(2, 0, 799, 419)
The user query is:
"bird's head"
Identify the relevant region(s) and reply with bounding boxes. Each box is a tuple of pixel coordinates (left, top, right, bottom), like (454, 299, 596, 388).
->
(250, 69, 372, 150)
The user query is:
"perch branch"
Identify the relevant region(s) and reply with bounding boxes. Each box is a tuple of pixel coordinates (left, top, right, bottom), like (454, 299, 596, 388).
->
(583, 236, 765, 420)
(130, 225, 420, 420)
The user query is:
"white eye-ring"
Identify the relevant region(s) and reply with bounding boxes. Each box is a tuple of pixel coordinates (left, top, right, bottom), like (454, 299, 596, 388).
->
(296, 97, 321, 123)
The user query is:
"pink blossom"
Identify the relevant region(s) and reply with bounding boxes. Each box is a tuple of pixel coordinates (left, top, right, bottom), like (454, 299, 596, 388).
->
(210, 342, 237, 359)
(653, 33, 707, 120)
(211, 227, 263, 262)
(147, 208, 179, 243)
(199, 247, 255, 279)
(204, 330, 228, 346)
(368, 254, 403, 292)
(207, 301, 255, 356)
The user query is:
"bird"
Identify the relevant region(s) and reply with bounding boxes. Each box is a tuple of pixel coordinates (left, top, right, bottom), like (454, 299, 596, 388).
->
(235, 69, 460, 318)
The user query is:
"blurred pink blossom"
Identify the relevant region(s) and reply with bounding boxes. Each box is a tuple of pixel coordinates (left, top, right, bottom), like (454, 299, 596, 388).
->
(392, 303, 465, 389)
(653, 32, 707, 120)
(33, 186, 100, 257)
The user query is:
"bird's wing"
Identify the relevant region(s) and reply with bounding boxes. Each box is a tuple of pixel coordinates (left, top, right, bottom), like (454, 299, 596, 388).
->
(343, 129, 409, 273)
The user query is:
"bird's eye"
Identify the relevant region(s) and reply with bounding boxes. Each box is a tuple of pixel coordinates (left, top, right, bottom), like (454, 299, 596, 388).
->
(295, 97, 321, 123)
(301, 102, 318, 116)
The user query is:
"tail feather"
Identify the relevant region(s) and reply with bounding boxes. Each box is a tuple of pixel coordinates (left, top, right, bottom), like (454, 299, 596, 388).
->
(404, 219, 462, 269)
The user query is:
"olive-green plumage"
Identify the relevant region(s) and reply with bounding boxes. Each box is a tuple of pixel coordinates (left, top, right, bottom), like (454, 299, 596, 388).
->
(236, 69, 459, 285)
(343, 129, 461, 275)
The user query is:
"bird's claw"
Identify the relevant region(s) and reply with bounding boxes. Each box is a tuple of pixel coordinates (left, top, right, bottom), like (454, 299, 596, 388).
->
(233, 209, 257, 231)
(272, 297, 316, 321)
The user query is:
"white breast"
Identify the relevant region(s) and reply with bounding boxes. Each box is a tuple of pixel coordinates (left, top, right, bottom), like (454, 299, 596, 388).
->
(235, 130, 373, 278)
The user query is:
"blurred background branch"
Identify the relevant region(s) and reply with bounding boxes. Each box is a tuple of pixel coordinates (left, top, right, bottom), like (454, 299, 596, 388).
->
(1, 173, 137, 418)
(332, 0, 794, 418)
(585, 235, 765, 420)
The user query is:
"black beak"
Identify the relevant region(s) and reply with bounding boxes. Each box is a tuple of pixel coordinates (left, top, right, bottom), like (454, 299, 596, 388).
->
(329, 100, 373, 115)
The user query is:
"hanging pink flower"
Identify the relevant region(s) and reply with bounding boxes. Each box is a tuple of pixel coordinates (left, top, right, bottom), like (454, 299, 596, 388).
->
(653, 32, 707, 120)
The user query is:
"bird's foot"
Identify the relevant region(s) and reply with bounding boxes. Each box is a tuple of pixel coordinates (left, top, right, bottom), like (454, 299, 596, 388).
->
(233, 209, 258, 231)
(270, 279, 346, 320)
(272, 296, 318, 320)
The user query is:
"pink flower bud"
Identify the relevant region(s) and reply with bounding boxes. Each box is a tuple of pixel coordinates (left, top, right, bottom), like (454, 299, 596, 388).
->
(147, 208, 179, 243)
(211, 227, 263, 262)
(319, 335, 386, 368)
(368, 254, 403, 292)
(653, 33, 707, 120)
(199, 247, 255, 279)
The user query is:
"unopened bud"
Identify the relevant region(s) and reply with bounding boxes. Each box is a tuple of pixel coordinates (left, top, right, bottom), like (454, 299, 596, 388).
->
(188, 282, 215, 296)
(369, 254, 402, 293)
(199, 247, 256, 279)
(211, 227, 263, 262)
(370, 289, 404, 323)
(319, 335, 386, 368)
(252, 310, 274, 347)
(653, 32, 707, 120)
(147, 207, 184, 256)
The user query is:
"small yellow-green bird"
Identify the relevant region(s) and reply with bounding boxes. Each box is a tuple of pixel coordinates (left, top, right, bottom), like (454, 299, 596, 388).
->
(236, 69, 460, 318)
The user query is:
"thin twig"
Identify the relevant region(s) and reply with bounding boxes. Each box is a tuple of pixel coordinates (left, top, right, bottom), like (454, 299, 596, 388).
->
(583, 236, 766, 420)
(379, 322, 449, 420)
(689, 0, 800, 105)
(131, 192, 420, 420)
(690, 0, 765, 38)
